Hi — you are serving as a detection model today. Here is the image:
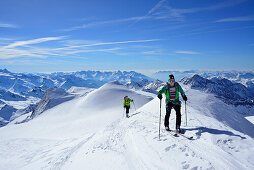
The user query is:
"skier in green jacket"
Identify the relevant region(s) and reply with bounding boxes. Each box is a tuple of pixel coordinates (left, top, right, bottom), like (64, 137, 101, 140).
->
(123, 96, 133, 118)
(157, 74, 187, 133)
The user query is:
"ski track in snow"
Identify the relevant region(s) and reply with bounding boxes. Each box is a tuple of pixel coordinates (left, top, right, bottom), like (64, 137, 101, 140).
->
(0, 134, 96, 170)
(0, 83, 254, 170)
(62, 108, 253, 170)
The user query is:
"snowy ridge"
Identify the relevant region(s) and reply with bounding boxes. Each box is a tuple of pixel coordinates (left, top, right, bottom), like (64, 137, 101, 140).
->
(30, 88, 76, 119)
(0, 89, 26, 101)
(0, 82, 253, 169)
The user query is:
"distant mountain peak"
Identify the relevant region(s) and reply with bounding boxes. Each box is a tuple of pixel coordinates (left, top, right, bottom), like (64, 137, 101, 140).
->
(0, 69, 11, 73)
(107, 80, 123, 86)
(181, 75, 254, 106)
(29, 88, 75, 119)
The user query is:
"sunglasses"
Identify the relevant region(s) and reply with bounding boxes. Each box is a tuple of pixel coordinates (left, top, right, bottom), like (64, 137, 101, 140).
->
(168, 80, 175, 83)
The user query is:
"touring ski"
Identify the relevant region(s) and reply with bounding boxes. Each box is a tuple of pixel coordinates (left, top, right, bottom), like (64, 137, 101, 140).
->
(167, 130, 194, 140)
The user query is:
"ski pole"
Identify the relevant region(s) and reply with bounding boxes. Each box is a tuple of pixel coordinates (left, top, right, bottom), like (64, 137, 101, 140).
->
(123, 107, 125, 118)
(185, 101, 187, 126)
(159, 99, 162, 140)
(132, 101, 136, 111)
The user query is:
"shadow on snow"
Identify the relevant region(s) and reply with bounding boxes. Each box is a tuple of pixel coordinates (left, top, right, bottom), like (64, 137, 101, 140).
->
(186, 127, 247, 139)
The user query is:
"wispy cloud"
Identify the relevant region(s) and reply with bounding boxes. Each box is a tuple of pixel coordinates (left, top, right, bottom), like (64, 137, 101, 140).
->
(0, 48, 47, 59)
(130, 0, 168, 25)
(216, 15, 254, 22)
(0, 36, 67, 59)
(143, 51, 159, 55)
(0, 22, 18, 28)
(160, 0, 246, 21)
(129, 0, 247, 23)
(2, 36, 66, 49)
(175, 0, 246, 13)
(142, 48, 164, 55)
(146, 0, 248, 22)
(60, 0, 179, 31)
(0, 37, 15, 45)
(0, 59, 74, 66)
(0, 37, 161, 59)
(175, 51, 200, 55)
(61, 16, 150, 31)
(148, 0, 168, 15)
(53, 39, 161, 51)
(64, 47, 122, 55)
(0, 37, 14, 41)
(179, 25, 254, 37)
(61, 0, 246, 32)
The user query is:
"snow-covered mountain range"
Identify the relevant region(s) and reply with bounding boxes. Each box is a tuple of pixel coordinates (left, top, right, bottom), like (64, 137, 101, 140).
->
(0, 80, 253, 170)
(0, 69, 153, 94)
(1, 68, 254, 128)
(181, 75, 254, 106)
(153, 70, 254, 92)
(0, 69, 156, 126)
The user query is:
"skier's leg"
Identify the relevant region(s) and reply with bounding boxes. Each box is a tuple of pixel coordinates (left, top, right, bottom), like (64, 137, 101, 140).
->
(164, 103, 173, 128)
(174, 104, 181, 130)
(126, 106, 130, 117)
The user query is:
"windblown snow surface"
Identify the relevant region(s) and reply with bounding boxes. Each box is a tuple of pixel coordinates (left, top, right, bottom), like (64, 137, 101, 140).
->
(0, 82, 253, 170)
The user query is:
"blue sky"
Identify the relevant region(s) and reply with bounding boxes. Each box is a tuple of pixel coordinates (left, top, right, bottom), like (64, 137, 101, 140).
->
(0, 0, 254, 74)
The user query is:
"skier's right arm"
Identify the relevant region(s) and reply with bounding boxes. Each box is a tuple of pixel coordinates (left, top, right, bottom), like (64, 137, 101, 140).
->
(123, 100, 126, 107)
(157, 86, 166, 99)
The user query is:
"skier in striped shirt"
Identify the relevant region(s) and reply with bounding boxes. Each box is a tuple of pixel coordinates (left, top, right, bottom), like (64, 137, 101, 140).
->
(157, 74, 187, 133)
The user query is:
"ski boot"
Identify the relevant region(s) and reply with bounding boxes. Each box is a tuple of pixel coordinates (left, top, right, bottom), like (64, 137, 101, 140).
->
(176, 125, 182, 133)
(165, 126, 170, 131)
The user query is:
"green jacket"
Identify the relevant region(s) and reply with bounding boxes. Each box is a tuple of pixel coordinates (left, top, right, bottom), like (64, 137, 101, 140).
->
(157, 82, 186, 105)
(123, 98, 133, 107)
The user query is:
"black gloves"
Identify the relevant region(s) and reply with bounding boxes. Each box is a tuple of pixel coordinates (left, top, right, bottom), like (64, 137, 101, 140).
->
(183, 96, 187, 101)
(157, 94, 162, 100)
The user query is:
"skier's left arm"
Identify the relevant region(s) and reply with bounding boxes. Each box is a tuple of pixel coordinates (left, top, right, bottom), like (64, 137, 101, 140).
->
(179, 84, 187, 101)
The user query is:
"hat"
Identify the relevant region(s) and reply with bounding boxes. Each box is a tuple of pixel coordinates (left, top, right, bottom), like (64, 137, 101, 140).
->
(169, 74, 175, 80)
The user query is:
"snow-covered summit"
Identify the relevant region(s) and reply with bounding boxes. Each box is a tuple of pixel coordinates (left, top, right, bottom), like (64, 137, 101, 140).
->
(106, 80, 123, 86)
(82, 81, 154, 111)
(0, 68, 11, 74)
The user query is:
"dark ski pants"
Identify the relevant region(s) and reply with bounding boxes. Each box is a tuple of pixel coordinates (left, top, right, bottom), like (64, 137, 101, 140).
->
(125, 106, 130, 116)
(164, 103, 181, 128)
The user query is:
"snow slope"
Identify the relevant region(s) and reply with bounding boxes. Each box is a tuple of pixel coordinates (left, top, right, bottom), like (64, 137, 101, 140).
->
(0, 82, 253, 170)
